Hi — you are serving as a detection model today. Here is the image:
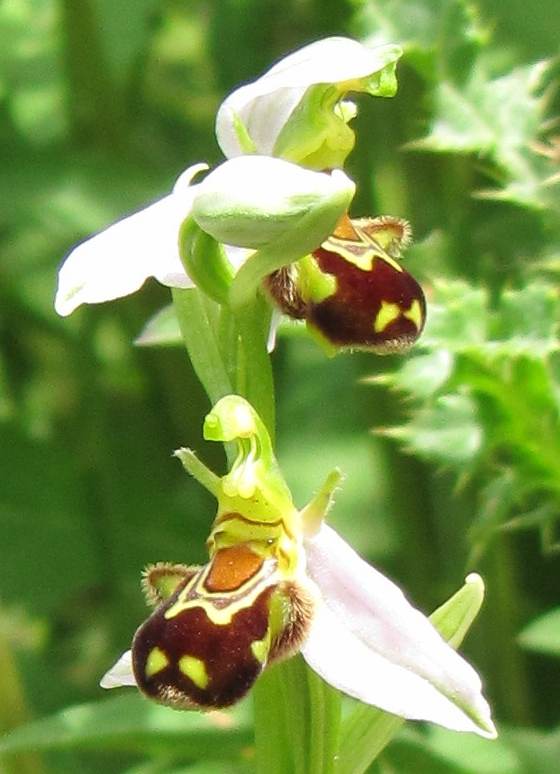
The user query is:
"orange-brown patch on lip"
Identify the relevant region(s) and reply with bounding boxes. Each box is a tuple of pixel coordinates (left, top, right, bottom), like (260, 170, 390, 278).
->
(205, 545, 264, 593)
(332, 212, 360, 240)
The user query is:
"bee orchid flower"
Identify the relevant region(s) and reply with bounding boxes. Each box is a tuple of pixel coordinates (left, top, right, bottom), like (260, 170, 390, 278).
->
(54, 36, 402, 321)
(54, 156, 354, 317)
(101, 396, 496, 739)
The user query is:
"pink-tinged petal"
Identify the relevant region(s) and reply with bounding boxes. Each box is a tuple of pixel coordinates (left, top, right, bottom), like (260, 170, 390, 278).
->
(54, 164, 207, 316)
(216, 37, 401, 158)
(302, 524, 496, 738)
(100, 650, 137, 689)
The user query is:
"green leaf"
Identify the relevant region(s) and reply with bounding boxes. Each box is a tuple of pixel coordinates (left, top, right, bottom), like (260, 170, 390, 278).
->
(179, 218, 234, 306)
(420, 281, 489, 351)
(493, 283, 560, 356)
(254, 656, 340, 774)
(0, 694, 251, 759)
(408, 60, 558, 210)
(371, 349, 454, 399)
(355, 0, 487, 82)
(374, 278, 560, 551)
(518, 608, 560, 657)
(381, 725, 520, 774)
(504, 725, 560, 774)
(382, 393, 482, 465)
(171, 287, 233, 406)
(135, 306, 183, 348)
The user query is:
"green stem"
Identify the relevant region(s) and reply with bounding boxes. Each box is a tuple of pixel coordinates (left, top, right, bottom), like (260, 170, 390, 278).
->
(59, 0, 124, 146)
(253, 668, 293, 774)
(235, 296, 275, 442)
(484, 535, 532, 725)
(306, 668, 341, 774)
(0, 632, 44, 774)
(174, 279, 337, 772)
(172, 288, 233, 406)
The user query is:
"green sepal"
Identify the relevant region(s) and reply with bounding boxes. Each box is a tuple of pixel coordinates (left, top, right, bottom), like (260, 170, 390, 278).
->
(179, 216, 234, 305)
(141, 562, 197, 606)
(228, 173, 355, 308)
(300, 468, 344, 535)
(231, 110, 258, 154)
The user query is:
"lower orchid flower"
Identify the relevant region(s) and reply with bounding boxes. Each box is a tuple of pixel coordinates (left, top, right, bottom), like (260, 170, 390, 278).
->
(101, 395, 496, 739)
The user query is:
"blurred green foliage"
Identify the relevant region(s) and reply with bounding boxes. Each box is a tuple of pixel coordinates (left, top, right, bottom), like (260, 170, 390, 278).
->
(0, 0, 559, 772)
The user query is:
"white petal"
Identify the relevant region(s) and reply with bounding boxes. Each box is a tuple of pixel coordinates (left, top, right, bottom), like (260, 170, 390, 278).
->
(302, 525, 496, 738)
(55, 164, 207, 316)
(216, 37, 400, 157)
(100, 650, 137, 689)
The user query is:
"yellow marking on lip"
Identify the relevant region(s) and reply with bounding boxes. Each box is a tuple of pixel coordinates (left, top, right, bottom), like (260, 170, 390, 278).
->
(145, 646, 169, 678)
(374, 301, 401, 333)
(403, 299, 423, 330)
(321, 236, 404, 274)
(179, 655, 209, 689)
(299, 255, 337, 303)
(164, 557, 277, 626)
(251, 630, 271, 664)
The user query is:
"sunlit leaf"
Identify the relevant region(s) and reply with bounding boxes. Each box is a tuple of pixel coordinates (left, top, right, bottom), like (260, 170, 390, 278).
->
(0, 694, 251, 758)
(518, 608, 560, 658)
(408, 60, 558, 210)
(381, 393, 482, 465)
(135, 305, 183, 348)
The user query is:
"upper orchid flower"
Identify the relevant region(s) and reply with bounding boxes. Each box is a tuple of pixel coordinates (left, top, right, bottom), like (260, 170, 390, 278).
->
(216, 36, 402, 169)
(54, 36, 403, 324)
(55, 156, 354, 318)
(101, 395, 496, 739)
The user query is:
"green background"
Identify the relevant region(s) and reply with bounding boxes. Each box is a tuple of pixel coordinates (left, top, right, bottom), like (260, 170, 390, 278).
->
(1, 0, 559, 771)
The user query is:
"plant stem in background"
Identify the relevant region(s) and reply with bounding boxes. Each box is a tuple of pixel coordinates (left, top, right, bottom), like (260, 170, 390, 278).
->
(0, 631, 44, 774)
(59, 0, 125, 146)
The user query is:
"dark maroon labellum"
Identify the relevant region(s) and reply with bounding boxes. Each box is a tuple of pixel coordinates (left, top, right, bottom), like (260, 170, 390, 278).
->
(264, 215, 426, 354)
